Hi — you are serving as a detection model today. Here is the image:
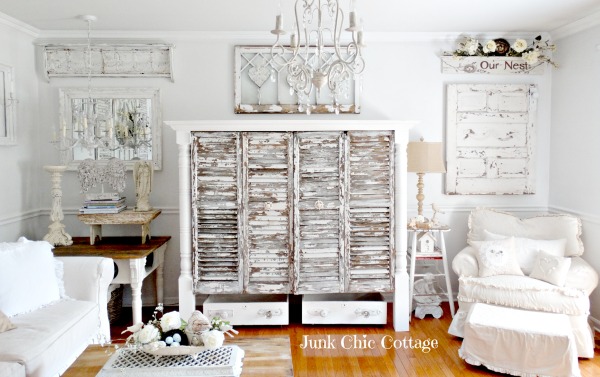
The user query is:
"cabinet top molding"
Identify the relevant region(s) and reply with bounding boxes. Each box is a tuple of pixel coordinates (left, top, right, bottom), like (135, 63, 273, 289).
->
(42, 43, 174, 81)
(166, 120, 416, 135)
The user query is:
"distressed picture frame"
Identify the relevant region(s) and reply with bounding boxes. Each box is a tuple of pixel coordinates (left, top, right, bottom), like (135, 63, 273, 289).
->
(445, 83, 537, 195)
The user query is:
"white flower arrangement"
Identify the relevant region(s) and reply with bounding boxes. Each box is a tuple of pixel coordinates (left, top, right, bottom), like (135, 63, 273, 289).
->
(122, 304, 237, 352)
(450, 35, 557, 67)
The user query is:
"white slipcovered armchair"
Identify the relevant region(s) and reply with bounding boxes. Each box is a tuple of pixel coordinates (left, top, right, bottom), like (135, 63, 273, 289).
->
(448, 208, 598, 358)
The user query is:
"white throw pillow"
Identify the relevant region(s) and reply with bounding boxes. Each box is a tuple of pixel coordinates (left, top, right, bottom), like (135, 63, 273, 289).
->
(474, 237, 524, 278)
(0, 240, 61, 317)
(467, 208, 583, 257)
(529, 250, 572, 287)
(483, 230, 567, 274)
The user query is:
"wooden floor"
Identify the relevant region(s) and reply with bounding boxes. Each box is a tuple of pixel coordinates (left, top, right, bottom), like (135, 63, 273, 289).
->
(110, 302, 600, 376)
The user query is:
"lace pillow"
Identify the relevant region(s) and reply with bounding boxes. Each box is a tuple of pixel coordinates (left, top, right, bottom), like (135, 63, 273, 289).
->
(473, 237, 524, 278)
(483, 230, 567, 274)
(529, 250, 572, 287)
(0, 310, 15, 333)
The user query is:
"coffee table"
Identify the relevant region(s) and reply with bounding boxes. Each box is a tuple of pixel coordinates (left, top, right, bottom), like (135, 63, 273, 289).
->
(98, 346, 244, 376)
(62, 337, 293, 377)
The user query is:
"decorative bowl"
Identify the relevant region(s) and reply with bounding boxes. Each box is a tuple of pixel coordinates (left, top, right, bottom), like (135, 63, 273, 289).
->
(142, 345, 208, 356)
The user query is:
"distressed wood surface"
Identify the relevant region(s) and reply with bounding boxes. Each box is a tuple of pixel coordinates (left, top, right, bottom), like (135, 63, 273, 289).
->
(446, 84, 537, 195)
(243, 132, 294, 294)
(192, 132, 243, 294)
(192, 131, 395, 296)
(441, 56, 545, 75)
(77, 209, 161, 225)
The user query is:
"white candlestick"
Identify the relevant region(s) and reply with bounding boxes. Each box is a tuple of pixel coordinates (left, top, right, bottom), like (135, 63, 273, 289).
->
(275, 14, 283, 30)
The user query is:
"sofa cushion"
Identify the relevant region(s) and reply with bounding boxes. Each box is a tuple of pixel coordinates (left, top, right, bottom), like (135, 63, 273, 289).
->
(472, 238, 523, 278)
(467, 208, 583, 257)
(0, 240, 60, 317)
(0, 311, 15, 334)
(529, 251, 572, 287)
(457, 275, 589, 316)
(0, 300, 98, 377)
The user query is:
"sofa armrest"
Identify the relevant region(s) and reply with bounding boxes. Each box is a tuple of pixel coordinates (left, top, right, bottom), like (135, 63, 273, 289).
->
(565, 257, 598, 295)
(57, 256, 114, 343)
(452, 246, 479, 277)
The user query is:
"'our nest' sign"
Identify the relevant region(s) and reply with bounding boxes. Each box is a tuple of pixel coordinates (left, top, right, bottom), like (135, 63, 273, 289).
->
(441, 56, 545, 75)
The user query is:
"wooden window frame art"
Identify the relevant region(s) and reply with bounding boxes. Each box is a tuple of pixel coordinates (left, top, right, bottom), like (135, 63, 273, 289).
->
(235, 46, 361, 114)
(0, 63, 16, 145)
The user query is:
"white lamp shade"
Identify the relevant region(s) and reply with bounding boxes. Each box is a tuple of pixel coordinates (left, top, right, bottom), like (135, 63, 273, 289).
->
(407, 140, 446, 173)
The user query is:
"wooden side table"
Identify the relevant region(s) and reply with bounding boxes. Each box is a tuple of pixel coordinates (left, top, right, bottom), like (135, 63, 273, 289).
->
(77, 209, 161, 245)
(407, 225, 455, 320)
(53, 236, 170, 325)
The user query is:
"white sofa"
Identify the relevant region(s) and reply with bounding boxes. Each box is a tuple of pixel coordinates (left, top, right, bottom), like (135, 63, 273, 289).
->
(448, 208, 598, 358)
(0, 239, 114, 377)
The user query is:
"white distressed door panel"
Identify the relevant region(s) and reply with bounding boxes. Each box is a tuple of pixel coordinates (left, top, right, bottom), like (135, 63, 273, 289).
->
(192, 132, 243, 293)
(293, 132, 345, 294)
(242, 132, 294, 294)
(446, 84, 537, 195)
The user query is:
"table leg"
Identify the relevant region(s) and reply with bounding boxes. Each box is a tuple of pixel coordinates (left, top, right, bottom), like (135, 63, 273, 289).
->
(129, 257, 146, 324)
(141, 223, 150, 244)
(90, 225, 102, 245)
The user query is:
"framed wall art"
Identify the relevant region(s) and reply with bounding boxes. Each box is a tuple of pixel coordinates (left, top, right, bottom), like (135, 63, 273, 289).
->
(0, 63, 16, 145)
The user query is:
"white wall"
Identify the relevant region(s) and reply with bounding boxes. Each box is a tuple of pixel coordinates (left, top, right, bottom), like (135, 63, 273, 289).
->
(550, 25, 600, 321)
(0, 22, 40, 241)
(0, 24, 557, 307)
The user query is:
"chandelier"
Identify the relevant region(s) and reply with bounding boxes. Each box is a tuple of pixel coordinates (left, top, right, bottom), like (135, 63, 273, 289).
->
(270, 0, 365, 114)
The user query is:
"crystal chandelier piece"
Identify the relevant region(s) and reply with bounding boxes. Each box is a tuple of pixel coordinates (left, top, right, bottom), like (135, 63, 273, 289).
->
(270, 0, 365, 114)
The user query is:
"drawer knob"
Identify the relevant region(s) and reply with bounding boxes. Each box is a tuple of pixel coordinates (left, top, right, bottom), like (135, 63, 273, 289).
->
(258, 308, 282, 318)
(314, 200, 324, 210)
(355, 308, 381, 318)
(319, 309, 329, 318)
(264, 201, 273, 210)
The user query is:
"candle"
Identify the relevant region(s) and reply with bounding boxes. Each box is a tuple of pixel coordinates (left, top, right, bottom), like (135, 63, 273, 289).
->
(349, 11, 357, 29)
(290, 33, 297, 48)
(83, 117, 88, 130)
(275, 14, 283, 31)
(357, 31, 364, 47)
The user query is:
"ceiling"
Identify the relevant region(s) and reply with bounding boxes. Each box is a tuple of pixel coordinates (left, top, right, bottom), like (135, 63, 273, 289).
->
(0, 0, 599, 36)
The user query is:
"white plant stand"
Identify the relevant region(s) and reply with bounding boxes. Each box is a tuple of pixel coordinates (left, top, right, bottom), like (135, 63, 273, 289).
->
(43, 165, 73, 246)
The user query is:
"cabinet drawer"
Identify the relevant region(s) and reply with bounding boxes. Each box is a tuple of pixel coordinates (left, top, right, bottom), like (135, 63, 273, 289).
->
(203, 294, 289, 325)
(302, 293, 387, 325)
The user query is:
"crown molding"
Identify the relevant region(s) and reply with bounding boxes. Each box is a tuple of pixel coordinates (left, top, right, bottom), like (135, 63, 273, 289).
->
(0, 11, 40, 38)
(551, 9, 600, 40)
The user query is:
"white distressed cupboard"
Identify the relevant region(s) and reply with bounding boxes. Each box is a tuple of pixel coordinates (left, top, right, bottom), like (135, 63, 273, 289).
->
(169, 120, 411, 331)
(191, 130, 394, 296)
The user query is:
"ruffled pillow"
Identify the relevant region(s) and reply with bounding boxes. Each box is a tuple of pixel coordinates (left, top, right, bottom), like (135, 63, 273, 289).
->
(483, 230, 567, 274)
(529, 250, 572, 287)
(473, 237, 524, 278)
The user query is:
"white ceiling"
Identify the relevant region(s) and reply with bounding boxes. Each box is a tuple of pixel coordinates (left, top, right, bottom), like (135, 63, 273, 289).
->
(0, 0, 599, 36)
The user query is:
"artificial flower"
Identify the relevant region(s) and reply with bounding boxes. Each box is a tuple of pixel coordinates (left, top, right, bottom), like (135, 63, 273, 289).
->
(136, 324, 160, 344)
(512, 39, 528, 53)
(482, 40, 496, 54)
(160, 311, 182, 332)
(464, 38, 479, 55)
(522, 50, 540, 64)
(122, 322, 143, 334)
(201, 330, 225, 350)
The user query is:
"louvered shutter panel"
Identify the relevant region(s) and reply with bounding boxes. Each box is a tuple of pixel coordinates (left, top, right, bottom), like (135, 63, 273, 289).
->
(191, 132, 243, 293)
(293, 132, 345, 293)
(346, 131, 395, 292)
(242, 132, 294, 294)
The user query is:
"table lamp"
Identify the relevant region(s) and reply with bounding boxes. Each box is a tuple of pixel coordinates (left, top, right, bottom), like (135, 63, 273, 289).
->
(407, 138, 446, 217)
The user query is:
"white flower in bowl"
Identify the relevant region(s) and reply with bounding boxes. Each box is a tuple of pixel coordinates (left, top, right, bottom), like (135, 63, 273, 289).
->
(482, 40, 496, 54)
(512, 39, 528, 53)
(201, 330, 225, 350)
(136, 324, 160, 344)
(122, 322, 143, 334)
(160, 311, 182, 332)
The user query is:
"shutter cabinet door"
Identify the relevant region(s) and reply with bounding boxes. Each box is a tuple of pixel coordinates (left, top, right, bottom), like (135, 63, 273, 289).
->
(346, 131, 395, 292)
(294, 132, 345, 293)
(191, 132, 243, 294)
(242, 132, 294, 294)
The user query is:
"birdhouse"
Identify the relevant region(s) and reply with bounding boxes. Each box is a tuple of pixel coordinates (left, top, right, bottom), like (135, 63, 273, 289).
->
(417, 232, 436, 254)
